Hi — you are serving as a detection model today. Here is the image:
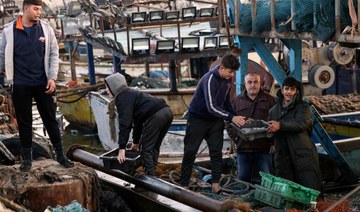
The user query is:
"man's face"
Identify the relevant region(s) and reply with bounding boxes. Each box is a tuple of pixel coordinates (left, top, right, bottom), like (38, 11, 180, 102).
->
(281, 86, 297, 103)
(105, 84, 113, 97)
(245, 74, 261, 97)
(24, 5, 42, 22)
(219, 66, 235, 80)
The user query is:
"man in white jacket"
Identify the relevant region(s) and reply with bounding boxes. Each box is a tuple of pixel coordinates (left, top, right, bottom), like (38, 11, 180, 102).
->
(0, 0, 73, 171)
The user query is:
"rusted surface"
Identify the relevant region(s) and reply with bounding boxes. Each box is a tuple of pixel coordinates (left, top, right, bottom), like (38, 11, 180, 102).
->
(0, 160, 99, 212)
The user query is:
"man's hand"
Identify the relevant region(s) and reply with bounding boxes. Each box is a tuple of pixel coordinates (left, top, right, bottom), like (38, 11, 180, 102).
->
(268, 120, 280, 133)
(130, 143, 139, 151)
(117, 149, 126, 164)
(45, 79, 56, 94)
(232, 115, 246, 127)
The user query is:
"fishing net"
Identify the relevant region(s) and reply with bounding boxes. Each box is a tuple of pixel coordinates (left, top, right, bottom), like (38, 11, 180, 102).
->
(228, 0, 358, 41)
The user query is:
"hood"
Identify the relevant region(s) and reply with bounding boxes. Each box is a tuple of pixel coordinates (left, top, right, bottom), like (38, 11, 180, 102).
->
(104, 73, 128, 97)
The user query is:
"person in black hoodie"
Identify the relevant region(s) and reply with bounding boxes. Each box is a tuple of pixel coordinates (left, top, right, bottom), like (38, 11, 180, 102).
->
(104, 73, 173, 176)
(267, 77, 322, 192)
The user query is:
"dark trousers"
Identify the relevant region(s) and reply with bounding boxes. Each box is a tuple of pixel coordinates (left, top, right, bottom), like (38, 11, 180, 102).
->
(180, 117, 224, 186)
(12, 85, 61, 149)
(140, 107, 173, 175)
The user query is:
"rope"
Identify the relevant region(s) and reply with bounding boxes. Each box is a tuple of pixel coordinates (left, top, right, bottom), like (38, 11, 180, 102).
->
(0, 140, 16, 161)
(57, 90, 89, 104)
(56, 83, 105, 104)
(0, 195, 31, 212)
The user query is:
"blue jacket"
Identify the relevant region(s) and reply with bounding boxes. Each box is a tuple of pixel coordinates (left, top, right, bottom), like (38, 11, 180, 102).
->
(188, 65, 236, 122)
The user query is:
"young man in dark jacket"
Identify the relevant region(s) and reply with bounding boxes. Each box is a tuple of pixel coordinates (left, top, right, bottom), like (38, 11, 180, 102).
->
(230, 72, 276, 183)
(104, 73, 173, 176)
(268, 77, 322, 191)
(180, 54, 246, 194)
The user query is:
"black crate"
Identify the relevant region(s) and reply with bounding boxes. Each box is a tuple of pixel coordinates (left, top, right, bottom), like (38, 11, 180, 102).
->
(100, 148, 142, 175)
(230, 120, 274, 141)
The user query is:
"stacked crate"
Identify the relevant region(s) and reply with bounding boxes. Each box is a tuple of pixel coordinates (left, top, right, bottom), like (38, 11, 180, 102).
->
(254, 171, 320, 209)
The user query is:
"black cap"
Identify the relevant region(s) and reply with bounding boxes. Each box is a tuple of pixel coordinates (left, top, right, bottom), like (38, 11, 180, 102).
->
(23, 0, 43, 6)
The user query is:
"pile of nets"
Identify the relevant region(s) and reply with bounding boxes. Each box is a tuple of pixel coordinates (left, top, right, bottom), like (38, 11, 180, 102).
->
(227, 0, 358, 41)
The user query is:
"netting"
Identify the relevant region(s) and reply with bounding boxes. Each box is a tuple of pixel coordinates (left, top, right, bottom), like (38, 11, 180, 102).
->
(228, 0, 358, 41)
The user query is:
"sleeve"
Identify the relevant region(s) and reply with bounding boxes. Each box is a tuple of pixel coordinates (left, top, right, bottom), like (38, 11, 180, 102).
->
(117, 98, 134, 149)
(280, 102, 312, 133)
(204, 75, 233, 121)
(47, 25, 59, 81)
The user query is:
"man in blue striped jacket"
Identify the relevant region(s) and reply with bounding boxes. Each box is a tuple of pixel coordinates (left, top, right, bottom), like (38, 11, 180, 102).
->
(180, 54, 245, 194)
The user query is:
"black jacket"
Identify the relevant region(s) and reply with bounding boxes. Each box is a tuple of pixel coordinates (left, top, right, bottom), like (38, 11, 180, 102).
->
(268, 91, 321, 191)
(115, 88, 168, 148)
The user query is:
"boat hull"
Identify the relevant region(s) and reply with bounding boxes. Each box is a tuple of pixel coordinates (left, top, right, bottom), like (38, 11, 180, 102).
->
(58, 94, 97, 130)
(321, 112, 360, 138)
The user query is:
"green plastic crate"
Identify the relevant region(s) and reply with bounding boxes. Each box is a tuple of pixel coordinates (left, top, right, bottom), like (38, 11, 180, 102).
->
(259, 171, 320, 203)
(254, 185, 310, 210)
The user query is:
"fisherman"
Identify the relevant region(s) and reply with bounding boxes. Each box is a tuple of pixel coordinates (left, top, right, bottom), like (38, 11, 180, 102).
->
(180, 53, 246, 194)
(229, 72, 276, 183)
(267, 77, 322, 192)
(104, 73, 173, 176)
(0, 0, 73, 171)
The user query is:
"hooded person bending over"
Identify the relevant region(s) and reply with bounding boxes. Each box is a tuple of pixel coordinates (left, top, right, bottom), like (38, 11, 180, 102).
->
(267, 77, 322, 192)
(104, 73, 173, 176)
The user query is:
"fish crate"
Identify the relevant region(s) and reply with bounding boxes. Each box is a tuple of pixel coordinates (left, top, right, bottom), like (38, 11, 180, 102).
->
(100, 148, 142, 175)
(230, 120, 273, 141)
(254, 185, 311, 210)
(259, 172, 320, 204)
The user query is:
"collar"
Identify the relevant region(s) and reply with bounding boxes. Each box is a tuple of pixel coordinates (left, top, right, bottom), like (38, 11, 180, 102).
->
(16, 16, 24, 30)
(16, 16, 39, 30)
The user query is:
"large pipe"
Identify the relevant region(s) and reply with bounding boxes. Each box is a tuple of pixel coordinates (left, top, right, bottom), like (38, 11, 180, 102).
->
(68, 146, 235, 212)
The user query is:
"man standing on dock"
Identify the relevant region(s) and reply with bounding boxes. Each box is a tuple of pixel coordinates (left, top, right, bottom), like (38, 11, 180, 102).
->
(180, 53, 246, 194)
(0, 0, 73, 171)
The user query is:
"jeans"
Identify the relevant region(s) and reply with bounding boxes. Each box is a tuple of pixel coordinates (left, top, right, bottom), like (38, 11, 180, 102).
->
(236, 152, 273, 184)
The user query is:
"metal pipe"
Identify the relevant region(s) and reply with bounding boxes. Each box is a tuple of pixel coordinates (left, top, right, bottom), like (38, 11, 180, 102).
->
(335, 0, 341, 35)
(270, 0, 275, 31)
(251, 0, 256, 35)
(218, 0, 222, 33)
(235, 0, 239, 34)
(68, 147, 235, 212)
(169, 60, 178, 92)
(291, 0, 296, 31)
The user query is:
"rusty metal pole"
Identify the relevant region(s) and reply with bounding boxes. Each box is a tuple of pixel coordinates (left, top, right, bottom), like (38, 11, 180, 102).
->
(251, 0, 256, 35)
(291, 0, 296, 31)
(68, 147, 236, 212)
(335, 0, 341, 35)
(234, 0, 239, 34)
(270, 0, 275, 31)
